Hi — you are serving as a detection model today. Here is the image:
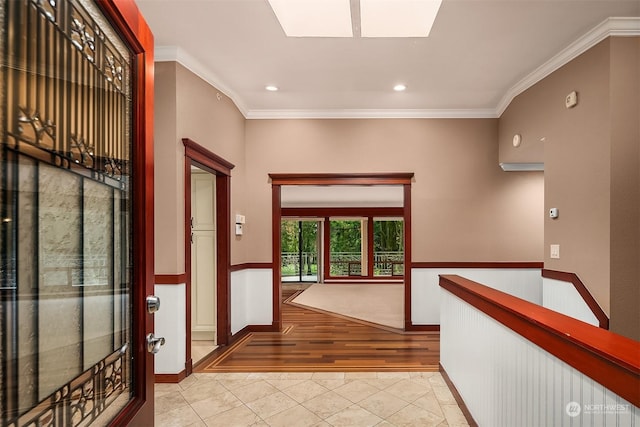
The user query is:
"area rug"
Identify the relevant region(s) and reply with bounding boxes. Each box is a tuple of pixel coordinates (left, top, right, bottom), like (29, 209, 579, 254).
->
(290, 283, 404, 329)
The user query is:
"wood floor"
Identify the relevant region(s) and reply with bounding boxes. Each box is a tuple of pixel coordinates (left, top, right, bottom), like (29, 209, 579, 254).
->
(197, 288, 439, 372)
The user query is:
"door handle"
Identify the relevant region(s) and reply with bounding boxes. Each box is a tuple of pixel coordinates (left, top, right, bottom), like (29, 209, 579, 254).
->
(146, 295, 161, 314)
(146, 333, 165, 354)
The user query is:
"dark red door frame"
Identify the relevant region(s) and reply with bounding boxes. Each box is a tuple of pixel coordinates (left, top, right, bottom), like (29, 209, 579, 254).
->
(270, 173, 414, 331)
(97, 0, 155, 425)
(183, 138, 235, 375)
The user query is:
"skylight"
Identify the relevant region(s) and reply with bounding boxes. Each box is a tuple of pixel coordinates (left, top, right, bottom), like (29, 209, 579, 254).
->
(268, 0, 442, 38)
(267, 0, 353, 37)
(360, 0, 443, 38)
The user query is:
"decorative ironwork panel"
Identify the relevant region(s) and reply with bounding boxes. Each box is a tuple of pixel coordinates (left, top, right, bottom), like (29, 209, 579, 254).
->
(1, 0, 134, 425)
(3, 0, 131, 187)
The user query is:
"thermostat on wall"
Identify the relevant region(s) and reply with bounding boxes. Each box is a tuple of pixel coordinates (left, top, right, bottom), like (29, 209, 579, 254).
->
(565, 91, 578, 108)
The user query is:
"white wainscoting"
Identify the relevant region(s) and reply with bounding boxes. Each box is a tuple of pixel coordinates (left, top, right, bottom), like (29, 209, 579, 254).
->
(411, 268, 542, 325)
(230, 269, 273, 334)
(440, 289, 638, 426)
(154, 283, 186, 374)
(542, 277, 599, 327)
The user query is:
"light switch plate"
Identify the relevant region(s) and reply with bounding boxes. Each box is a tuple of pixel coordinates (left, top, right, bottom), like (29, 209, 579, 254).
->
(550, 244, 560, 259)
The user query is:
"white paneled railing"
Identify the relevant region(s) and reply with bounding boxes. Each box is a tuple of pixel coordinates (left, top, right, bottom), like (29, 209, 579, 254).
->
(440, 275, 639, 426)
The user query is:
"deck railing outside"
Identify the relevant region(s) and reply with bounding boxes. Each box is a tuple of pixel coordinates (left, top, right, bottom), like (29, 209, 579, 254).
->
(281, 251, 404, 277)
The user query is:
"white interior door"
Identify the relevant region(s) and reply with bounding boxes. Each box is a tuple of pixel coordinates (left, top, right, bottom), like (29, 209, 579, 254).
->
(191, 171, 217, 342)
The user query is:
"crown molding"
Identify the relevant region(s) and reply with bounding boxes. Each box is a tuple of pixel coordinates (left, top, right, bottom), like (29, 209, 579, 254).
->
(496, 17, 640, 117)
(245, 108, 498, 119)
(155, 17, 639, 120)
(155, 46, 249, 116)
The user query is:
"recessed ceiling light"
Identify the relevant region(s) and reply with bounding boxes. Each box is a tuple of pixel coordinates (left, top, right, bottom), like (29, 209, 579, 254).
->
(393, 84, 407, 92)
(265, 85, 279, 92)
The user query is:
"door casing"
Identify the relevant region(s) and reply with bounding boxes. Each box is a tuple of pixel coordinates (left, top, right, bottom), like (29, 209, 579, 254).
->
(183, 138, 234, 375)
(96, 1, 156, 425)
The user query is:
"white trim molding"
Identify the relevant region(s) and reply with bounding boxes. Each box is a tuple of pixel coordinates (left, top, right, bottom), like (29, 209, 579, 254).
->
(155, 17, 640, 120)
(155, 46, 249, 116)
(496, 17, 640, 116)
(244, 108, 498, 119)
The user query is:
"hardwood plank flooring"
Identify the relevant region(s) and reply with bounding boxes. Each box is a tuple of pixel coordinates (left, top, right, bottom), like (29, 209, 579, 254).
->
(197, 288, 439, 372)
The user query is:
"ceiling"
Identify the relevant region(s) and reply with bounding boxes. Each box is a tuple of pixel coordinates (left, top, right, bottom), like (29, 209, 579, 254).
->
(281, 185, 404, 208)
(135, 0, 639, 119)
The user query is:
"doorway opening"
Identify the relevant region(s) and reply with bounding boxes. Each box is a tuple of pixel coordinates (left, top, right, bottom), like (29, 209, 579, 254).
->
(270, 173, 414, 331)
(190, 166, 218, 364)
(183, 138, 234, 374)
(281, 219, 321, 283)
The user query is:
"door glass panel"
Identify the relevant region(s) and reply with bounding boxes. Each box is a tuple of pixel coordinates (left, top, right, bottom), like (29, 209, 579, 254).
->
(300, 221, 319, 282)
(281, 220, 300, 281)
(281, 220, 319, 282)
(329, 219, 363, 277)
(373, 219, 404, 277)
(1, 0, 134, 424)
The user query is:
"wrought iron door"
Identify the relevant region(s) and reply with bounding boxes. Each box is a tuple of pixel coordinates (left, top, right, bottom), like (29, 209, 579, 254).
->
(0, 0, 149, 425)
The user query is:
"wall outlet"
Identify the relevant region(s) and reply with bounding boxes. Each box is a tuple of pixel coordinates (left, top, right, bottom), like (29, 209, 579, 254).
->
(550, 244, 560, 259)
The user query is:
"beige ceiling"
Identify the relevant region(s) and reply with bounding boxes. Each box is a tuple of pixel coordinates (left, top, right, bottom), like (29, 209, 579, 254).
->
(135, 0, 639, 118)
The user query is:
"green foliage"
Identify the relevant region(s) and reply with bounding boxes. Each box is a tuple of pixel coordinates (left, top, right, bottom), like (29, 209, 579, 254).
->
(280, 220, 299, 253)
(330, 220, 361, 252)
(374, 220, 403, 252)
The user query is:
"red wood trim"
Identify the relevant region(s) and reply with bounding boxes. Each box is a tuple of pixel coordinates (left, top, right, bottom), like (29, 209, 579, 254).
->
(229, 324, 280, 343)
(182, 138, 235, 175)
(217, 174, 232, 345)
(272, 173, 413, 331)
(230, 263, 273, 272)
(154, 273, 187, 284)
(412, 262, 544, 269)
(231, 325, 252, 341)
(97, 0, 155, 425)
(542, 269, 609, 329)
(403, 184, 412, 330)
(154, 371, 187, 384)
(184, 157, 193, 368)
(272, 185, 282, 331)
(404, 324, 440, 332)
(269, 172, 414, 186)
(439, 363, 479, 427)
(282, 207, 404, 218)
(439, 275, 640, 406)
(185, 357, 193, 377)
(184, 142, 234, 354)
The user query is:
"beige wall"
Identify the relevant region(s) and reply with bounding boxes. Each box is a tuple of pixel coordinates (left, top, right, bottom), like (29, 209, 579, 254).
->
(244, 119, 544, 263)
(154, 62, 180, 274)
(175, 64, 248, 266)
(609, 37, 640, 340)
(499, 37, 640, 340)
(154, 62, 248, 273)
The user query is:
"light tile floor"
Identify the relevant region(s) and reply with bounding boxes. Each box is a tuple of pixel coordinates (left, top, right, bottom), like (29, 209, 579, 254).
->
(155, 372, 469, 426)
